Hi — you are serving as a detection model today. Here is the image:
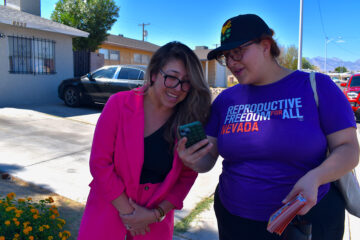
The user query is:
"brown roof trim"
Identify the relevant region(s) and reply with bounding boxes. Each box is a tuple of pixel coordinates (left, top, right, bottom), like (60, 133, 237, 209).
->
(104, 34, 160, 52)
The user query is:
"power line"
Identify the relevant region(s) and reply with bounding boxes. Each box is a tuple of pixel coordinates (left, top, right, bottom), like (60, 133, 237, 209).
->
(316, 0, 327, 38)
(332, 43, 360, 58)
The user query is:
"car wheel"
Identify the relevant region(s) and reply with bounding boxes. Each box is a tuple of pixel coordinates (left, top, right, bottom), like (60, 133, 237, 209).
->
(64, 87, 81, 107)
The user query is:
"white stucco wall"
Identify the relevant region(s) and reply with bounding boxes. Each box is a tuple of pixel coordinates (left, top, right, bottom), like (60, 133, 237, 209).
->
(0, 23, 74, 106)
(215, 62, 226, 87)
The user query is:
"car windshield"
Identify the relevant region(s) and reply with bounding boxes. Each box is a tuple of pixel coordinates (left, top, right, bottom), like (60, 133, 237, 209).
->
(350, 76, 360, 87)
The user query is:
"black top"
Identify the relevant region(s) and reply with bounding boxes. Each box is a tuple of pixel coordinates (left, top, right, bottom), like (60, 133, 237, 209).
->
(140, 124, 174, 184)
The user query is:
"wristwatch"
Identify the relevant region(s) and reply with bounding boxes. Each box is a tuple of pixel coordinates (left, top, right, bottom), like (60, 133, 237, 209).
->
(155, 206, 165, 222)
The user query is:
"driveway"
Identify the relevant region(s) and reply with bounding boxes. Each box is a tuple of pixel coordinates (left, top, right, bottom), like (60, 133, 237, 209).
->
(0, 103, 102, 202)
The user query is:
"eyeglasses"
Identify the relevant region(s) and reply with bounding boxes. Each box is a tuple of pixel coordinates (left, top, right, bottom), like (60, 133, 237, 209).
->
(216, 41, 255, 66)
(159, 70, 191, 92)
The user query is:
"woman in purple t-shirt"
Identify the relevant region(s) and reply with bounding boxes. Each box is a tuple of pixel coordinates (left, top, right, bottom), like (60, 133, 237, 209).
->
(177, 14, 359, 240)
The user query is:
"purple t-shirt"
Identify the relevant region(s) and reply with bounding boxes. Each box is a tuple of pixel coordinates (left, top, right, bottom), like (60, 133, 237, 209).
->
(206, 70, 356, 221)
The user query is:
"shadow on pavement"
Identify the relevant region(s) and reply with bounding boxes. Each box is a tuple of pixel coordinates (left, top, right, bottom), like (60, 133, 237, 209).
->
(0, 163, 24, 174)
(18, 102, 103, 118)
(175, 228, 219, 240)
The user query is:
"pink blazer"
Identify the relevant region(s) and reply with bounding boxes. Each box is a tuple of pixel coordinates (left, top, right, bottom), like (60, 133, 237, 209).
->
(78, 90, 198, 240)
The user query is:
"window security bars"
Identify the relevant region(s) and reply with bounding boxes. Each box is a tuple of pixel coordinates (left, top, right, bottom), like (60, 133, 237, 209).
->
(8, 36, 56, 74)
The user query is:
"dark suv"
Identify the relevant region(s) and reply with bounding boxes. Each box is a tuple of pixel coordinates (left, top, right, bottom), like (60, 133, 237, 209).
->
(58, 65, 146, 107)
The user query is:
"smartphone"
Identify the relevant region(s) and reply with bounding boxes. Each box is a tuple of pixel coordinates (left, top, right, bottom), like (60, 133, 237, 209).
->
(178, 121, 207, 148)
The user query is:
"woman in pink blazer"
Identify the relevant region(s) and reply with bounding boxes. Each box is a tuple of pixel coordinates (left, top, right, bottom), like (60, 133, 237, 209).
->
(78, 42, 212, 240)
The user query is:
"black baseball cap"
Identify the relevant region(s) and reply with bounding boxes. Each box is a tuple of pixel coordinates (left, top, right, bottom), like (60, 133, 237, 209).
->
(207, 14, 272, 60)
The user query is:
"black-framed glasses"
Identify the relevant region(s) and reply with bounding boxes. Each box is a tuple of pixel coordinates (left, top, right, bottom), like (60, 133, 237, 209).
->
(159, 70, 191, 92)
(216, 41, 255, 66)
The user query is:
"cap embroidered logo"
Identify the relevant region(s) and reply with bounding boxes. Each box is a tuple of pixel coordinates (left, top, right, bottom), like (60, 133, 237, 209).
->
(221, 20, 232, 42)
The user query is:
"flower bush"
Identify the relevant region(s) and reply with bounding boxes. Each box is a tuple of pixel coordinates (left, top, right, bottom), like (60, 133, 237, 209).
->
(0, 193, 71, 240)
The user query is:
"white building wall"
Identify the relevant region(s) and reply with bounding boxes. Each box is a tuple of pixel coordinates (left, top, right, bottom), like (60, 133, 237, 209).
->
(0, 23, 74, 106)
(215, 62, 226, 87)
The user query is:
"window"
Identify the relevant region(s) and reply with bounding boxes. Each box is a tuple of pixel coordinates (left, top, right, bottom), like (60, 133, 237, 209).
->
(350, 76, 360, 87)
(134, 54, 141, 64)
(117, 68, 141, 80)
(99, 48, 109, 59)
(133, 53, 149, 64)
(92, 67, 118, 78)
(142, 55, 149, 65)
(139, 71, 144, 80)
(8, 36, 55, 74)
(109, 50, 120, 61)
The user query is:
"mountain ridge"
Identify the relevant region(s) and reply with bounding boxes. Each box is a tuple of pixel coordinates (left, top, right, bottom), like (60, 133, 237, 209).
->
(307, 57, 360, 72)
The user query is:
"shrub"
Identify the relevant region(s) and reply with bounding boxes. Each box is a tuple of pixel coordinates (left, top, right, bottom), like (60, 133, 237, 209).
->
(0, 192, 71, 240)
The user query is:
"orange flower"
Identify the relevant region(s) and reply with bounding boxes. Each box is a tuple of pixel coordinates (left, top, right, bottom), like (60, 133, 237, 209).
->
(17, 198, 25, 203)
(51, 208, 59, 215)
(6, 206, 15, 212)
(23, 221, 30, 227)
(33, 214, 39, 219)
(15, 221, 20, 226)
(14, 234, 19, 238)
(63, 230, 71, 237)
(50, 215, 56, 220)
(57, 218, 66, 225)
(48, 237, 53, 240)
(5, 220, 11, 226)
(7, 192, 16, 199)
(29, 236, 34, 240)
(23, 226, 32, 235)
(27, 197, 32, 201)
(0, 236, 5, 240)
(30, 209, 38, 214)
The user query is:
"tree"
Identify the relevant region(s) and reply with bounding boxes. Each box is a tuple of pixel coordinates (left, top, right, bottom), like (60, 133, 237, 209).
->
(334, 66, 348, 73)
(302, 58, 315, 70)
(277, 45, 315, 70)
(51, 0, 119, 51)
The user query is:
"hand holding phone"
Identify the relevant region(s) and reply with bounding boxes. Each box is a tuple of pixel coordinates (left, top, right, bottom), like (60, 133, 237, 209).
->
(178, 121, 207, 148)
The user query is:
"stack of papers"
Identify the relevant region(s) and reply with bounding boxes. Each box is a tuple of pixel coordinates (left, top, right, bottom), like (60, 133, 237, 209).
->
(267, 193, 307, 235)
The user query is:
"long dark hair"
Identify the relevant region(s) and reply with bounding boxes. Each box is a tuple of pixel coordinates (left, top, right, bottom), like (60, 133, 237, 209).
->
(142, 41, 212, 149)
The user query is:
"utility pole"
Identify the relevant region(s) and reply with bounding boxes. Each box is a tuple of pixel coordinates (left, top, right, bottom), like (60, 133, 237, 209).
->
(297, 0, 303, 70)
(138, 23, 150, 41)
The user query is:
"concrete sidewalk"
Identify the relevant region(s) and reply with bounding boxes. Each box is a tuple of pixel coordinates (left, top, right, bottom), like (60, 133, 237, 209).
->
(0, 106, 359, 240)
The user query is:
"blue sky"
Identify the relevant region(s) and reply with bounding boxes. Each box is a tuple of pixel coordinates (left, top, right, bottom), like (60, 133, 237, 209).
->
(4, 0, 360, 62)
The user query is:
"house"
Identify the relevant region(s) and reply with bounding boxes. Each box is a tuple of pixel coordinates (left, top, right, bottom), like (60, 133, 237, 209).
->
(0, 0, 88, 106)
(96, 35, 226, 87)
(193, 46, 227, 88)
(96, 34, 160, 66)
